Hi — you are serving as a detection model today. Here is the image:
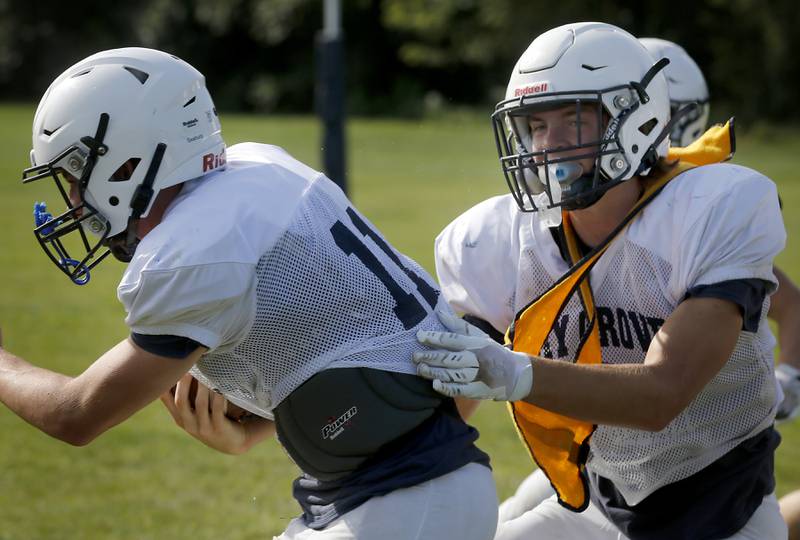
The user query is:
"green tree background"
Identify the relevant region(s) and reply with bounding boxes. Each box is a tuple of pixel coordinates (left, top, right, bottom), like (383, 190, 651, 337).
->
(1, 0, 797, 124)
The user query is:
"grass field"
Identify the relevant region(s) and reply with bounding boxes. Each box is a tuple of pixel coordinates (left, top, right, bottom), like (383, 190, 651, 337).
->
(1, 103, 800, 539)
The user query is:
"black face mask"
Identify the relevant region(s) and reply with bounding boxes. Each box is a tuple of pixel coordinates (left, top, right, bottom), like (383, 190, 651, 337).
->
(492, 58, 674, 214)
(22, 114, 113, 285)
(494, 96, 625, 213)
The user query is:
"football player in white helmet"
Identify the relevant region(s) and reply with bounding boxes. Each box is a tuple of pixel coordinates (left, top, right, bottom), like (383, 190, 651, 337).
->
(416, 22, 787, 539)
(495, 35, 800, 528)
(0, 48, 498, 539)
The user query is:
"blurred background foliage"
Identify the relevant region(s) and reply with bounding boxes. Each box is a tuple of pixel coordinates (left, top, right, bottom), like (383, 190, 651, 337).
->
(1, 0, 797, 125)
(1, 3, 800, 536)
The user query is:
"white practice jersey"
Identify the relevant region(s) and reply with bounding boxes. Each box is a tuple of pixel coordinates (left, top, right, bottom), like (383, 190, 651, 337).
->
(436, 163, 785, 505)
(119, 143, 443, 418)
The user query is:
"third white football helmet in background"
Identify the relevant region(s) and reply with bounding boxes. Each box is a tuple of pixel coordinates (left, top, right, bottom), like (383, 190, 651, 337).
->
(640, 37, 710, 147)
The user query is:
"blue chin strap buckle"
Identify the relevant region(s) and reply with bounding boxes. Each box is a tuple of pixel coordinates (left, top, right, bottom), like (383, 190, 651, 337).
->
(33, 201, 91, 285)
(62, 258, 91, 285)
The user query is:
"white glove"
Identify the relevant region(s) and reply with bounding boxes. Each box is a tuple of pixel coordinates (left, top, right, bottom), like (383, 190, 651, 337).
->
(775, 363, 800, 422)
(413, 311, 533, 402)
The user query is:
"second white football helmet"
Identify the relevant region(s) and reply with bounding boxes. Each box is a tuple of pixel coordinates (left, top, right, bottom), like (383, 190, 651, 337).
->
(639, 37, 710, 147)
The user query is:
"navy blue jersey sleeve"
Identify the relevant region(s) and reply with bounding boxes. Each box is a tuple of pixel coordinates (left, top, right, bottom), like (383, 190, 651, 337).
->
(685, 278, 770, 332)
(130, 333, 205, 359)
(463, 314, 506, 344)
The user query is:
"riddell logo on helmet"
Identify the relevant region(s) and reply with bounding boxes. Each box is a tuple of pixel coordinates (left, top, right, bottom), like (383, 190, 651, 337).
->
(202, 149, 226, 172)
(514, 82, 550, 97)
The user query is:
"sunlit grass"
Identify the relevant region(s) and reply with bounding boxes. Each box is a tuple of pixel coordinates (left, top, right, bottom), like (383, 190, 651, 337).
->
(1, 103, 800, 538)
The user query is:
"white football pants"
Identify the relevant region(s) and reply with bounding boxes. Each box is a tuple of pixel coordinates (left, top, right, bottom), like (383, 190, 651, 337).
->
(275, 462, 498, 540)
(495, 491, 787, 540)
(498, 469, 554, 523)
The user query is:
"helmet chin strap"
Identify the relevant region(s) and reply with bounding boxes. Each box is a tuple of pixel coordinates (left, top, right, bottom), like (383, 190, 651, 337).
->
(104, 142, 167, 262)
(561, 176, 603, 210)
(630, 57, 670, 105)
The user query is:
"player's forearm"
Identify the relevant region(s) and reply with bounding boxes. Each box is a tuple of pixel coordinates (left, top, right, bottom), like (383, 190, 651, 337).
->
(526, 297, 739, 432)
(0, 348, 87, 444)
(770, 267, 800, 369)
(525, 358, 675, 431)
(772, 309, 800, 368)
(777, 311, 800, 370)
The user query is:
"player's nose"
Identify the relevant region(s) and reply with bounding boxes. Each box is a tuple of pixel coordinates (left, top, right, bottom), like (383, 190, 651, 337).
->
(542, 123, 572, 151)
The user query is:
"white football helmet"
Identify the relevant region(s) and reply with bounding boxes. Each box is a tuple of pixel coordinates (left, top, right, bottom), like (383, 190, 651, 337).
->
(492, 22, 671, 217)
(22, 47, 225, 284)
(639, 38, 710, 147)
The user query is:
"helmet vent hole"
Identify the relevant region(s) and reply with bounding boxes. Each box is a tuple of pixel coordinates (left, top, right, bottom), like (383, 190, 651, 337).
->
(109, 158, 141, 182)
(183, 96, 196, 108)
(109, 196, 120, 206)
(71, 69, 92, 78)
(638, 118, 658, 136)
(123, 66, 150, 85)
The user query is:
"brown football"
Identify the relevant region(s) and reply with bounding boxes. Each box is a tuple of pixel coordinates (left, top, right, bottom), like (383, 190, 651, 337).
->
(170, 378, 248, 420)
(225, 402, 249, 421)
